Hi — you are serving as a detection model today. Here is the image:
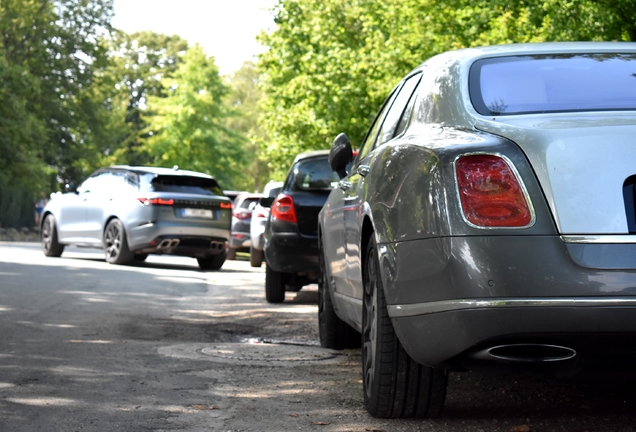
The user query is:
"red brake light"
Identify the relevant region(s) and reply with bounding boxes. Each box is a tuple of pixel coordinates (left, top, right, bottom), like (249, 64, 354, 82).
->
(137, 197, 174, 206)
(455, 154, 532, 227)
(271, 194, 297, 223)
(233, 211, 251, 220)
(220, 202, 232, 209)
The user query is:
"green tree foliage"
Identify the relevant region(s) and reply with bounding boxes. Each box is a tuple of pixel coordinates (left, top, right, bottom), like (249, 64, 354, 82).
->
(258, 0, 636, 176)
(224, 61, 271, 190)
(0, 0, 113, 226)
(98, 31, 189, 166)
(142, 46, 246, 189)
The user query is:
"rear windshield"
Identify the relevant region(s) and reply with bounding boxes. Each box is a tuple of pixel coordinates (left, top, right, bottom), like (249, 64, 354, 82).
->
(237, 197, 260, 209)
(288, 156, 339, 192)
(469, 53, 636, 115)
(145, 174, 224, 196)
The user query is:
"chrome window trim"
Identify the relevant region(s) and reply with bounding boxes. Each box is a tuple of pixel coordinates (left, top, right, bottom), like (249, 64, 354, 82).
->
(561, 235, 636, 244)
(452, 152, 536, 230)
(388, 297, 636, 318)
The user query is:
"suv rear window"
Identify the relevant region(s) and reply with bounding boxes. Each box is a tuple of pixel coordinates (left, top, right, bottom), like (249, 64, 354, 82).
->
(469, 53, 636, 115)
(288, 157, 339, 192)
(145, 175, 224, 196)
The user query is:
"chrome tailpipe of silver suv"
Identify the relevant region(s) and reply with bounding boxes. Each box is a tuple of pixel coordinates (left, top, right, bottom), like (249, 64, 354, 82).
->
(471, 343, 577, 363)
(156, 239, 181, 250)
(209, 240, 225, 251)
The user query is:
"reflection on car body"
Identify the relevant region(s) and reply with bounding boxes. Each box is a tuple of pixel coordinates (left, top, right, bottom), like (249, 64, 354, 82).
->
(41, 165, 231, 270)
(318, 42, 636, 418)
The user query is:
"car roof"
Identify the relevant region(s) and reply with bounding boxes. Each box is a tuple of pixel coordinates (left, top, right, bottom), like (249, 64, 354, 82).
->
(292, 149, 330, 164)
(108, 165, 215, 179)
(414, 41, 636, 73)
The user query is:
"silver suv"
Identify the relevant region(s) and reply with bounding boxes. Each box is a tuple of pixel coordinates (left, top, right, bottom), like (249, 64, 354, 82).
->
(40, 166, 232, 270)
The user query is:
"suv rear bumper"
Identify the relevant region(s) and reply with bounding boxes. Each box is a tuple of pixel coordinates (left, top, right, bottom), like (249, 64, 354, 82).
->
(264, 231, 319, 273)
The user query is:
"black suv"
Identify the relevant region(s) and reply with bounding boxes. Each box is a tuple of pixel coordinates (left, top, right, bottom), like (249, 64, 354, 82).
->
(262, 150, 340, 303)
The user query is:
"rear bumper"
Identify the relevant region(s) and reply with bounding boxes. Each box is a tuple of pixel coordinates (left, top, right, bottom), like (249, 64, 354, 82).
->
(391, 302, 636, 367)
(379, 235, 636, 368)
(127, 221, 229, 257)
(229, 231, 251, 249)
(264, 231, 319, 273)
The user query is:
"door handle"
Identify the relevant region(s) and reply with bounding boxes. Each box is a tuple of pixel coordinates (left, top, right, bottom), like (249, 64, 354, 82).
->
(357, 165, 370, 177)
(338, 180, 352, 191)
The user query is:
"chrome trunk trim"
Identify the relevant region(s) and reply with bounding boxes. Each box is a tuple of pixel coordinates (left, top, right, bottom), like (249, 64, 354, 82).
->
(561, 235, 636, 244)
(388, 297, 636, 318)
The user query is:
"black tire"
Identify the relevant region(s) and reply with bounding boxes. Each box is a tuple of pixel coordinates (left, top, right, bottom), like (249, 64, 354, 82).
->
(103, 219, 133, 265)
(362, 236, 448, 418)
(249, 246, 263, 267)
(265, 264, 286, 303)
(227, 247, 237, 260)
(318, 244, 360, 349)
(198, 252, 226, 271)
(133, 254, 148, 262)
(41, 214, 65, 257)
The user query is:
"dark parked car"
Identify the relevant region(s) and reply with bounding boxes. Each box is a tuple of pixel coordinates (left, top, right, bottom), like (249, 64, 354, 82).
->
(318, 42, 636, 418)
(41, 166, 231, 270)
(263, 150, 340, 303)
(228, 193, 262, 259)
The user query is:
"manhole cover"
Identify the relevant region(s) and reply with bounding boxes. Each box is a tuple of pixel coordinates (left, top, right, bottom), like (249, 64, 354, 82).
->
(159, 342, 342, 366)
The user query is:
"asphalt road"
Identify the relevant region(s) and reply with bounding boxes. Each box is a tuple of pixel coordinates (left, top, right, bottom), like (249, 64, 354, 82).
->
(1, 242, 636, 432)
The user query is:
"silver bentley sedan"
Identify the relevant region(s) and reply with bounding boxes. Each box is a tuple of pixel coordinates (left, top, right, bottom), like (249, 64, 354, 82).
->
(40, 166, 232, 270)
(318, 42, 636, 418)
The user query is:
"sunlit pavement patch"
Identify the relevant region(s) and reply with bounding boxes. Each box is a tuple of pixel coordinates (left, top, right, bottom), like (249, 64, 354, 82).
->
(159, 341, 343, 366)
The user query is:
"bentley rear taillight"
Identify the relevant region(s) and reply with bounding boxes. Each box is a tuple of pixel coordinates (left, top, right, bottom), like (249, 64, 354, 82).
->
(271, 195, 297, 223)
(455, 154, 533, 228)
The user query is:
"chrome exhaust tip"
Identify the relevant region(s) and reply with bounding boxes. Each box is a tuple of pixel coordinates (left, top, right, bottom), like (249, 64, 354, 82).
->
(157, 239, 180, 249)
(471, 343, 577, 363)
(210, 241, 225, 250)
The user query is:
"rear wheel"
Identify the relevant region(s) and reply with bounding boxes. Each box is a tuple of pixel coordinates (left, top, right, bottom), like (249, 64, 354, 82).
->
(198, 252, 226, 271)
(249, 246, 263, 267)
(265, 264, 286, 303)
(41, 214, 65, 257)
(362, 236, 448, 418)
(318, 244, 360, 349)
(103, 219, 133, 265)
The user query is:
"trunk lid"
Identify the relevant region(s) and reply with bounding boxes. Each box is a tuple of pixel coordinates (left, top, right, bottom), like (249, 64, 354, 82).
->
(475, 114, 636, 235)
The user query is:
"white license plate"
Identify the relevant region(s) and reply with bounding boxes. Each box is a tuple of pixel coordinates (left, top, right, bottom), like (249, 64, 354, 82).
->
(181, 208, 214, 219)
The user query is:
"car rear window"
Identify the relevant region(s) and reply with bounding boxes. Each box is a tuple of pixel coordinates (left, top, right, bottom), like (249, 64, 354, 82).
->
(237, 197, 260, 209)
(147, 175, 224, 196)
(469, 53, 636, 115)
(288, 156, 339, 192)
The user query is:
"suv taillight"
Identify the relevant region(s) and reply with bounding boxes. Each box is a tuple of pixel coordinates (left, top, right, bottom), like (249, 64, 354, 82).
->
(233, 211, 251, 220)
(455, 154, 532, 228)
(137, 197, 175, 206)
(271, 194, 297, 223)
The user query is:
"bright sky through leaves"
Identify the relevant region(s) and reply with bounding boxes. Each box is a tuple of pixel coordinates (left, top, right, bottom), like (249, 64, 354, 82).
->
(112, 0, 277, 74)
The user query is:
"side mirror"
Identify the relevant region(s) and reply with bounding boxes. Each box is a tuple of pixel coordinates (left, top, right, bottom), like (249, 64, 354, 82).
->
(260, 196, 275, 208)
(329, 133, 353, 179)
